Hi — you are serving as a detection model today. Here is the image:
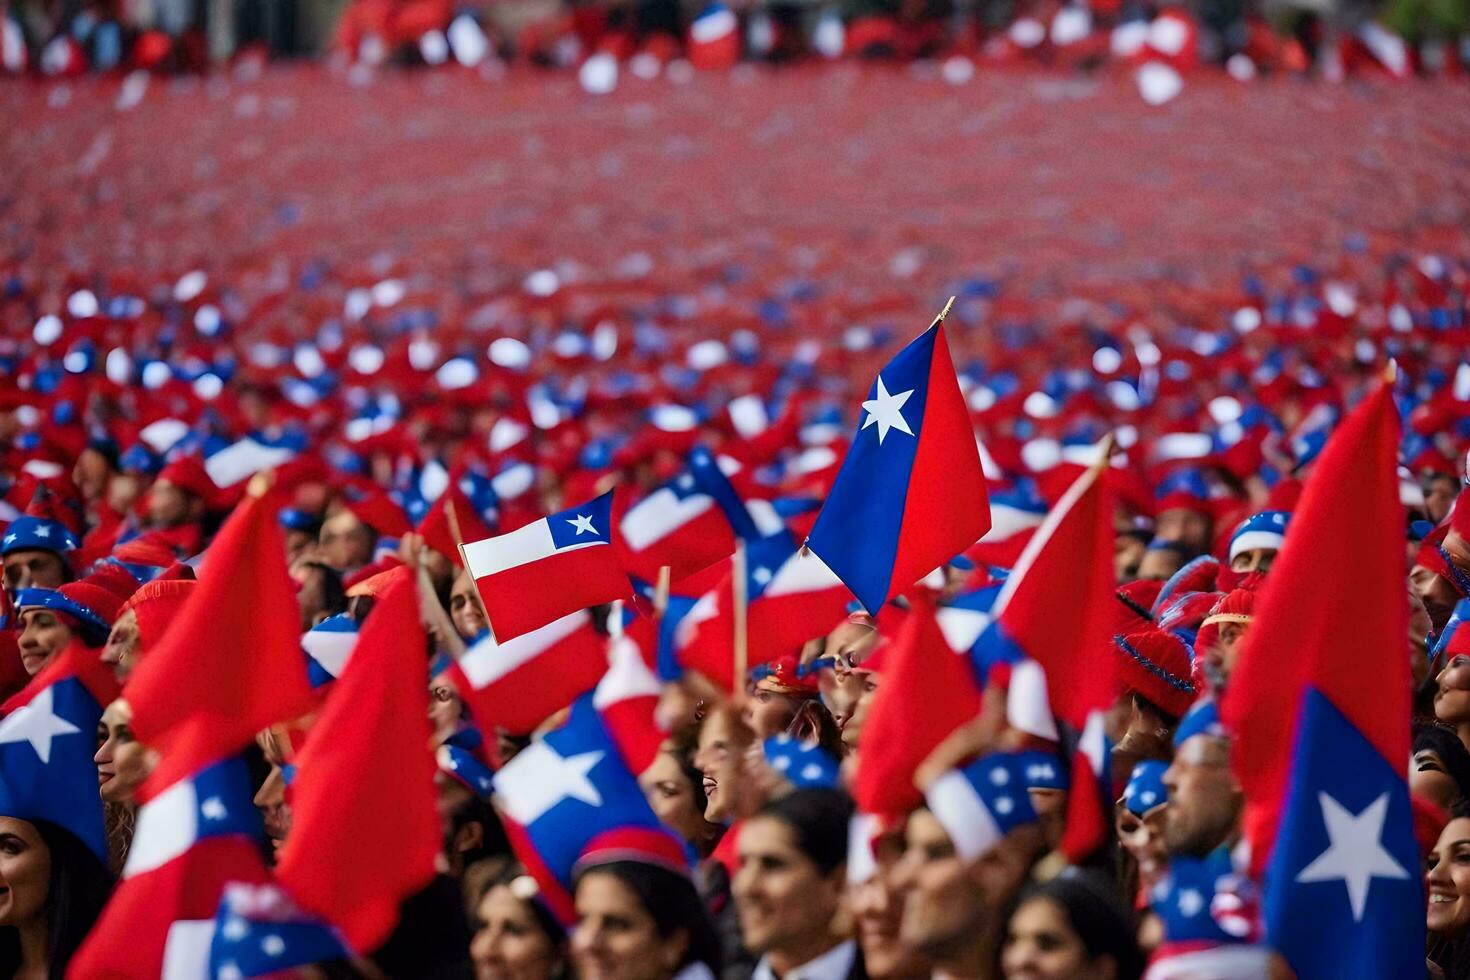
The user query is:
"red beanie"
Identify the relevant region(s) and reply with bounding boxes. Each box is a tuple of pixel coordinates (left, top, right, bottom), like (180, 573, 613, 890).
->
(1112, 627, 1198, 719)
(121, 578, 198, 653)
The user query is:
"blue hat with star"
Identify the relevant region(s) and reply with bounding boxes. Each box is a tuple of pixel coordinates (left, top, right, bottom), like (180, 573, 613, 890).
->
(1, 515, 79, 557)
(1122, 760, 1169, 816)
(1228, 510, 1290, 562)
(437, 744, 496, 800)
(762, 735, 840, 790)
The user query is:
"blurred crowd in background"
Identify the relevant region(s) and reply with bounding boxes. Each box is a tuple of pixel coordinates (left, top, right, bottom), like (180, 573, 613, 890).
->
(2, 0, 1466, 82)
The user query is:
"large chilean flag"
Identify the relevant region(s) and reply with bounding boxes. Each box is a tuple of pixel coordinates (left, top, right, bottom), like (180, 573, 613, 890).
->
(806, 309, 989, 614)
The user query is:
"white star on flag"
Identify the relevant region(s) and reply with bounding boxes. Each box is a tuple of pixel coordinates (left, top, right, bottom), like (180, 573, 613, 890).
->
(861, 377, 915, 445)
(568, 513, 597, 536)
(0, 687, 81, 764)
(201, 797, 228, 821)
(1295, 790, 1408, 921)
(493, 741, 604, 824)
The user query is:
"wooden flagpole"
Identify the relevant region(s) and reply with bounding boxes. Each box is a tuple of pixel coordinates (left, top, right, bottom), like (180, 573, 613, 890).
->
(732, 538, 749, 698)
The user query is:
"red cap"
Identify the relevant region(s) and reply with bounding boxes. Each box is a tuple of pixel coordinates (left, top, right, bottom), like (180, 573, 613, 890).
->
(1112, 627, 1197, 719)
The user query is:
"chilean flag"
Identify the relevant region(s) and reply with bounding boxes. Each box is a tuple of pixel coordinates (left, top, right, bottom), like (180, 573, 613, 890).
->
(450, 610, 610, 735)
(67, 756, 272, 979)
(1222, 376, 1421, 979)
(0, 642, 119, 864)
(807, 309, 990, 614)
(594, 622, 665, 776)
(673, 531, 851, 692)
(492, 695, 688, 925)
(967, 445, 1119, 861)
(464, 490, 632, 641)
(615, 447, 753, 585)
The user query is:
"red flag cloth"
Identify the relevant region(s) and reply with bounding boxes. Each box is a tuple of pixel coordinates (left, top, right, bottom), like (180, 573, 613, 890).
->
(992, 458, 1121, 727)
(1221, 380, 1408, 876)
(418, 483, 494, 569)
(593, 620, 665, 776)
(275, 570, 440, 953)
(125, 491, 313, 801)
(853, 595, 982, 815)
(449, 610, 609, 735)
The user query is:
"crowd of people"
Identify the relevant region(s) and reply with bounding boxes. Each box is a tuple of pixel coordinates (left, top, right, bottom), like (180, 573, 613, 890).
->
(0, 221, 1466, 979)
(2, 0, 1464, 81)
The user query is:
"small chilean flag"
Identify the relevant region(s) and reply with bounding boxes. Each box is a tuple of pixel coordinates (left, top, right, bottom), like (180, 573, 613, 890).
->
(463, 490, 631, 641)
(807, 302, 989, 614)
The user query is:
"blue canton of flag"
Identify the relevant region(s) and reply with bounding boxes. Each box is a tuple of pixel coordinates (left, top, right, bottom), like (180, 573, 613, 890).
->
(0, 674, 109, 861)
(492, 695, 686, 923)
(1264, 689, 1422, 979)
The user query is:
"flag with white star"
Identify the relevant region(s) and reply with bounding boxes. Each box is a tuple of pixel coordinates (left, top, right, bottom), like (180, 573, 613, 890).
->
(1221, 376, 1422, 979)
(68, 756, 273, 979)
(461, 489, 631, 641)
(806, 314, 989, 614)
(0, 642, 116, 862)
(492, 695, 689, 925)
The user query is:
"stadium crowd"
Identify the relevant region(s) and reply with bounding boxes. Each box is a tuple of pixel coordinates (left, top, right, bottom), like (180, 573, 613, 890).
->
(0, 231, 1465, 979)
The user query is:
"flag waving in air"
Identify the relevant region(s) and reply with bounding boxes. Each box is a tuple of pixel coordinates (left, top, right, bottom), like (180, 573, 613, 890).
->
(1222, 372, 1421, 980)
(463, 489, 631, 641)
(806, 301, 989, 614)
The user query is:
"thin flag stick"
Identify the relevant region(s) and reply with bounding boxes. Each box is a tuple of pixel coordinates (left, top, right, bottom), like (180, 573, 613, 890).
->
(732, 538, 749, 697)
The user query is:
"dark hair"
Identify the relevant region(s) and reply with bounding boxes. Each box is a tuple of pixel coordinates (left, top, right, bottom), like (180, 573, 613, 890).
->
(478, 868, 568, 948)
(755, 788, 855, 877)
(0, 820, 114, 980)
(1004, 871, 1145, 980)
(1416, 724, 1470, 807)
(302, 561, 347, 620)
(445, 793, 512, 871)
(574, 861, 722, 975)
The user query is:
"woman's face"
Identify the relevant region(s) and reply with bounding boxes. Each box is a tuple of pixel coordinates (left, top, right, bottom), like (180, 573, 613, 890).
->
(17, 609, 73, 675)
(742, 688, 801, 740)
(1001, 896, 1114, 980)
(451, 573, 489, 641)
(95, 699, 152, 804)
(101, 608, 141, 682)
(572, 871, 685, 980)
(844, 671, 881, 749)
(1435, 655, 1470, 726)
(1413, 748, 1464, 812)
(638, 750, 711, 848)
(471, 884, 561, 980)
(429, 675, 466, 743)
(1427, 817, 1470, 939)
(1115, 803, 1168, 893)
(0, 817, 51, 928)
(693, 709, 750, 823)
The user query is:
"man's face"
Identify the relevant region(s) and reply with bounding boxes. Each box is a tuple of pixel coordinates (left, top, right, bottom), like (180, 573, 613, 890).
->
(732, 814, 841, 958)
(1162, 734, 1240, 857)
(1114, 534, 1148, 582)
(319, 511, 375, 571)
(1230, 547, 1277, 575)
(1155, 508, 1212, 553)
(1209, 620, 1250, 683)
(1412, 563, 1462, 633)
(1426, 474, 1461, 524)
(1137, 546, 1186, 583)
(3, 549, 69, 591)
(147, 480, 198, 529)
(893, 810, 983, 956)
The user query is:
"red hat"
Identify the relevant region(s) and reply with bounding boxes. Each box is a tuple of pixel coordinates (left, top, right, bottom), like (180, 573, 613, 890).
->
(121, 578, 199, 654)
(1114, 579, 1162, 633)
(1111, 627, 1197, 719)
(155, 455, 221, 507)
(84, 563, 143, 604)
(343, 492, 412, 541)
(750, 651, 821, 698)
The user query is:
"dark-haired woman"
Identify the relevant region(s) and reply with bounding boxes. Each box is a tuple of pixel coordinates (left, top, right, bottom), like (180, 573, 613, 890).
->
(471, 871, 569, 980)
(0, 817, 112, 980)
(999, 871, 1145, 980)
(573, 859, 723, 980)
(1417, 723, 1470, 812)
